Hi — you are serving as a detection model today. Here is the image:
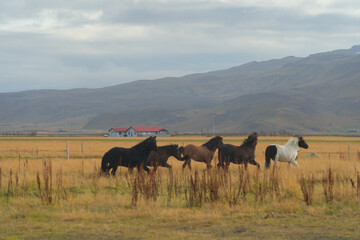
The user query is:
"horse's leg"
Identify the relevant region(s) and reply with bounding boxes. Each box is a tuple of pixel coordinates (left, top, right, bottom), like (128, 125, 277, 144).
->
(111, 165, 118, 176)
(164, 163, 172, 170)
(143, 164, 151, 173)
(273, 155, 279, 168)
(290, 160, 299, 167)
(206, 161, 212, 170)
(225, 159, 230, 171)
(104, 165, 111, 176)
(153, 164, 158, 172)
(244, 162, 248, 171)
(217, 151, 224, 168)
(187, 158, 192, 170)
(250, 159, 260, 169)
(182, 156, 190, 170)
(136, 164, 142, 173)
(217, 158, 225, 169)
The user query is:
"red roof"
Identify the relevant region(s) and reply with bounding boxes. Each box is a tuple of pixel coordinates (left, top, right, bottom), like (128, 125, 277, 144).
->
(130, 126, 165, 132)
(110, 128, 128, 132)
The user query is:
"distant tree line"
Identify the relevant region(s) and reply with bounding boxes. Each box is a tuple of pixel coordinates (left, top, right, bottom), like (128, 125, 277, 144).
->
(1, 130, 37, 136)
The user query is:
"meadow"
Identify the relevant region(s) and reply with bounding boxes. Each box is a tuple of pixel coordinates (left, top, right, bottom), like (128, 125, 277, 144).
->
(0, 135, 360, 240)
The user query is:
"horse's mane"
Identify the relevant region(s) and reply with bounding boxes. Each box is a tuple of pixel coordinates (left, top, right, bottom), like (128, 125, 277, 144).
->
(159, 144, 178, 150)
(202, 136, 223, 151)
(285, 136, 299, 147)
(132, 136, 155, 151)
(160, 144, 178, 154)
(241, 132, 258, 147)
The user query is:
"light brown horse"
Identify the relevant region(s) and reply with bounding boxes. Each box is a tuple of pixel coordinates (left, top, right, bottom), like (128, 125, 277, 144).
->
(179, 136, 223, 170)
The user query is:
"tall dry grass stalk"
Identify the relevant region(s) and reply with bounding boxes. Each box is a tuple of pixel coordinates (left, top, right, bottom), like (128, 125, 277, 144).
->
(224, 167, 248, 206)
(166, 169, 178, 204)
(15, 170, 19, 196)
(21, 166, 28, 191)
(43, 159, 53, 204)
(7, 169, 13, 203)
(322, 167, 335, 203)
(36, 171, 41, 200)
(253, 167, 281, 203)
(131, 176, 139, 207)
(350, 171, 360, 199)
(92, 163, 100, 196)
(55, 164, 69, 202)
(36, 159, 53, 204)
(299, 174, 315, 206)
(130, 171, 159, 207)
(186, 170, 203, 207)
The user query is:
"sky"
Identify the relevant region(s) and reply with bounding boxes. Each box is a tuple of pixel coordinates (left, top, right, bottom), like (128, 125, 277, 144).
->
(1, 0, 360, 92)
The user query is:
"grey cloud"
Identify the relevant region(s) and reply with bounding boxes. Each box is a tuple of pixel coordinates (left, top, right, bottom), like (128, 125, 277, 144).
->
(1, 0, 360, 92)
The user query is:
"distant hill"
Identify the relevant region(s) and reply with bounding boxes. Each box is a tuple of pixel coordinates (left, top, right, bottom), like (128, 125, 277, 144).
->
(1, 45, 360, 134)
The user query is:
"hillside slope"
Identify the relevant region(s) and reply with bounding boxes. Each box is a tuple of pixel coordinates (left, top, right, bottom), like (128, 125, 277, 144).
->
(1, 45, 360, 133)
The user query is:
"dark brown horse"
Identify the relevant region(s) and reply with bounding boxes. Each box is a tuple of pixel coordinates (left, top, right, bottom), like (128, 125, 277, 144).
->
(180, 136, 223, 170)
(147, 144, 182, 172)
(217, 132, 259, 170)
(101, 136, 158, 175)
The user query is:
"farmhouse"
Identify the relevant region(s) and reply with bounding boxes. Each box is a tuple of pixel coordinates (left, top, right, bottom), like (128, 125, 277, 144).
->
(108, 128, 128, 137)
(108, 126, 170, 137)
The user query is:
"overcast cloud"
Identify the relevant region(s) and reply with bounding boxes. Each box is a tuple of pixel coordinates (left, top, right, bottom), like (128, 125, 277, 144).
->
(1, 0, 360, 92)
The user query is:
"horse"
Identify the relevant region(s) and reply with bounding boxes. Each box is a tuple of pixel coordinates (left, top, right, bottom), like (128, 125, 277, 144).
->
(264, 135, 309, 169)
(147, 144, 182, 172)
(101, 136, 158, 176)
(217, 132, 260, 170)
(179, 136, 223, 170)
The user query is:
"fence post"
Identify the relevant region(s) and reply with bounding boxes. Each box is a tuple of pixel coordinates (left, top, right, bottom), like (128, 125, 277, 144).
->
(348, 146, 350, 161)
(81, 141, 84, 154)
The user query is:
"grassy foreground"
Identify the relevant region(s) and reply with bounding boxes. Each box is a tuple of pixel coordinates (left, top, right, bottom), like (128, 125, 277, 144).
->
(0, 136, 360, 239)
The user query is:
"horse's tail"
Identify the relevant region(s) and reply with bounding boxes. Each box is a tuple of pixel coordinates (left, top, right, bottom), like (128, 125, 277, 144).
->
(265, 145, 276, 169)
(101, 152, 109, 173)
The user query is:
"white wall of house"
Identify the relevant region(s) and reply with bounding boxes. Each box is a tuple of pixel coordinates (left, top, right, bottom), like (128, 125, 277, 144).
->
(109, 129, 126, 137)
(109, 129, 118, 137)
(126, 128, 138, 137)
(138, 131, 157, 136)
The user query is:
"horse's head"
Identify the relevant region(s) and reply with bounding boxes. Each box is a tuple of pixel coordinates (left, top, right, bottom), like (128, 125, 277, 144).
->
(296, 136, 308, 149)
(243, 131, 258, 146)
(202, 136, 223, 151)
(169, 144, 181, 160)
(214, 136, 224, 148)
(145, 136, 158, 152)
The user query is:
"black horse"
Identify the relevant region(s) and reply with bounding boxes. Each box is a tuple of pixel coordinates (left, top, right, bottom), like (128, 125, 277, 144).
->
(217, 132, 260, 170)
(101, 136, 158, 175)
(147, 144, 182, 172)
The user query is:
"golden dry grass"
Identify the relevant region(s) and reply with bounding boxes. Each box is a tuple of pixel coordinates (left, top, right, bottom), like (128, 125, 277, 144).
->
(0, 135, 360, 239)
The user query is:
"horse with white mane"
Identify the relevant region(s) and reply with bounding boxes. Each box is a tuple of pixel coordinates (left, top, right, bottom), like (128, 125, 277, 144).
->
(264, 135, 308, 169)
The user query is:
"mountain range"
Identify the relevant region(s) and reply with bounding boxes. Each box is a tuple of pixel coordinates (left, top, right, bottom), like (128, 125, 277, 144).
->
(1, 45, 360, 134)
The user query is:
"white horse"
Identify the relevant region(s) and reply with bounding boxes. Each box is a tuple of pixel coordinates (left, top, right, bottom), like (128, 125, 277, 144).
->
(264, 135, 308, 169)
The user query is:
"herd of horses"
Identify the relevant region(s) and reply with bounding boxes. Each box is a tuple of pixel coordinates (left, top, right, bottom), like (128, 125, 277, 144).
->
(100, 133, 309, 176)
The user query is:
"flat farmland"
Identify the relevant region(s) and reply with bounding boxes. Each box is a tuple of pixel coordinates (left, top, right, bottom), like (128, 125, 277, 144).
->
(0, 135, 360, 240)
